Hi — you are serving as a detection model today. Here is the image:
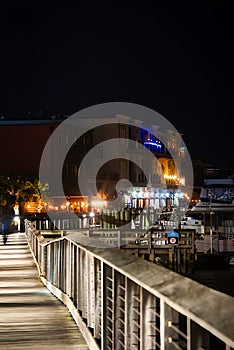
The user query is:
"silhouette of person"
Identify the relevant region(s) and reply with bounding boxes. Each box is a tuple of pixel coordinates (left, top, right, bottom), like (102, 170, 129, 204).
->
(3, 233, 7, 245)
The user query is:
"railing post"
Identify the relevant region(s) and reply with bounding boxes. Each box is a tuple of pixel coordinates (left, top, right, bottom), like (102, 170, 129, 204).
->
(140, 289, 160, 350)
(87, 254, 96, 330)
(101, 260, 105, 350)
(65, 240, 72, 296)
(93, 258, 102, 341)
(125, 278, 141, 349)
(160, 300, 166, 350)
(187, 317, 191, 350)
(117, 230, 121, 248)
(26, 227, 234, 350)
(41, 244, 46, 277)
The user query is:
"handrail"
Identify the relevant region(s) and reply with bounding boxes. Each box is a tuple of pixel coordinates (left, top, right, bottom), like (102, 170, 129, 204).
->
(25, 220, 234, 350)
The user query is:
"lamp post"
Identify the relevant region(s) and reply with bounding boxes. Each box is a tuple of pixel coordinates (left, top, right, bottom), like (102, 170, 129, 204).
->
(66, 197, 70, 212)
(13, 204, 20, 232)
(208, 190, 214, 254)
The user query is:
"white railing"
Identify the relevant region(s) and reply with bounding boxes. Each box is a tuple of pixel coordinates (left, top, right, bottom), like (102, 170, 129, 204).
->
(25, 220, 234, 350)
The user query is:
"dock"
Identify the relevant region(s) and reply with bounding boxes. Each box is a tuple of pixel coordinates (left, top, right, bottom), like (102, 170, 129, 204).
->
(0, 232, 89, 350)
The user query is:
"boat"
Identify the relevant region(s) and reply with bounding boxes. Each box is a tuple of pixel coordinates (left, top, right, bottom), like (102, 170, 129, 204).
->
(229, 256, 234, 266)
(184, 179, 234, 257)
(191, 178, 234, 212)
(180, 216, 204, 235)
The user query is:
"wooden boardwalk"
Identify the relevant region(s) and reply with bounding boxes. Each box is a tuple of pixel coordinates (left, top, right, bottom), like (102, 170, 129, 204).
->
(0, 232, 89, 350)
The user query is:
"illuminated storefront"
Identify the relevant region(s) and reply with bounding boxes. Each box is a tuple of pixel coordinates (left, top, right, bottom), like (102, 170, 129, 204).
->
(122, 187, 189, 210)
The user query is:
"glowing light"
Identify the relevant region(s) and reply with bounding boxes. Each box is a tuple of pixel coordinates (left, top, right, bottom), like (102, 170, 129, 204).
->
(164, 175, 177, 180)
(144, 141, 162, 148)
(13, 205, 19, 216)
(13, 216, 20, 231)
(144, 191, 150, 198)
(91, 199, 107, 208)
(179, 176, 185, 186)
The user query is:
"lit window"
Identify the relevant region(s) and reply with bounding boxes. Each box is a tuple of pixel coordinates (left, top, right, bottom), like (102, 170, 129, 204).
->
(179, 147, 185, 158)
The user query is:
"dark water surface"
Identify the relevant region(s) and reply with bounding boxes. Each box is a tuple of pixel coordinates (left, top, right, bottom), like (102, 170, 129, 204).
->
(188, 267, 234, 297)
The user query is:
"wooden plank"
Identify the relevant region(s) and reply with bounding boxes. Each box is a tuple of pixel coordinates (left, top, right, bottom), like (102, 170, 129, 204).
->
(0, 232, 89, 350)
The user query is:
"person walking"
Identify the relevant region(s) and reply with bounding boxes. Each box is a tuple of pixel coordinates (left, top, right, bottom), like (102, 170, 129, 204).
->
(1, 223, 8, 245)
(3, 232, 7, 244)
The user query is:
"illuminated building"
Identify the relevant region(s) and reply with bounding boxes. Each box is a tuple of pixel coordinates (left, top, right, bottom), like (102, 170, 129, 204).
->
(0, 115, 189, 214)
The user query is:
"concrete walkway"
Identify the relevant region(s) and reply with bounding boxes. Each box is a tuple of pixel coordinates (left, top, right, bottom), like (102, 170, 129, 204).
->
(0, 232, 89, 350)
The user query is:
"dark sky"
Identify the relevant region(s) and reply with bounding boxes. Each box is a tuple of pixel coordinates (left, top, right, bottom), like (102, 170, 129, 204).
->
(0, 1, 233, 168)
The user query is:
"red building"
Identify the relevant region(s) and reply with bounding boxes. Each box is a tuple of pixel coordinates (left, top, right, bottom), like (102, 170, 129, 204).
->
(0, 119, 59, 178)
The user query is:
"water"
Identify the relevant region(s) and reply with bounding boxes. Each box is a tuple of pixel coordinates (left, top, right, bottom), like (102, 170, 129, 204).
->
(188, 267, 234, 297)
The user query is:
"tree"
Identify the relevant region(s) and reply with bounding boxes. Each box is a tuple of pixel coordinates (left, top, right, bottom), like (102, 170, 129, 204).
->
(0, 176, 41, 216)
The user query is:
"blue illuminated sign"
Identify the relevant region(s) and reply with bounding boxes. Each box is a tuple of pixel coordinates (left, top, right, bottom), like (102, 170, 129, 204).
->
(167, 231, 179, 245)
(144, 141, 162, 148)
(168, 231, 179, 237)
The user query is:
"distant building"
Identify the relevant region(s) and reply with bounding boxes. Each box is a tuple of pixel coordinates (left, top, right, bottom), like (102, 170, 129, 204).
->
(0, 115, 190, 213)
(0, 119, 60, 178)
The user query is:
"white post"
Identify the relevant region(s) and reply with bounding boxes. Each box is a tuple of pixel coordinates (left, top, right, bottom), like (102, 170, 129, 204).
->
(13, 204, 20, 231)
(209, 191, 213, 254)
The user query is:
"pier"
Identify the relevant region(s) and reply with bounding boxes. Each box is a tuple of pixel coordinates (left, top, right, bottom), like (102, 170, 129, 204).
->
(0, 232, 89, 349)
(0, 223, 233, 349)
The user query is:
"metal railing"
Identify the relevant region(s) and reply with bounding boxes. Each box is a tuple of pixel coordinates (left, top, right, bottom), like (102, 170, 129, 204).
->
(25, 220, 234, 350)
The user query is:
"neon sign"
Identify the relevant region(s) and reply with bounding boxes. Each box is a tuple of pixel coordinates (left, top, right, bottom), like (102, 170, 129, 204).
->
(144, 141, 162, 148)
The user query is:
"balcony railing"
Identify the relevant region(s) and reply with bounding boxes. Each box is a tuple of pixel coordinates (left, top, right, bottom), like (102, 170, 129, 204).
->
(25, 220, 234, 350)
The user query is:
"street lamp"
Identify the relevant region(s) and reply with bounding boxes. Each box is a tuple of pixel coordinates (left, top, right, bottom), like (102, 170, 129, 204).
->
(13, 204, 20, 231)
(208, 190, 214, 254)
(66, 197, 70, 212)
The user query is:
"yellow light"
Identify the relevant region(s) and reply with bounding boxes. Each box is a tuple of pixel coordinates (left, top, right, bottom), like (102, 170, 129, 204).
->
(164, 175, 177, 180)
(91, 199, 107, 208)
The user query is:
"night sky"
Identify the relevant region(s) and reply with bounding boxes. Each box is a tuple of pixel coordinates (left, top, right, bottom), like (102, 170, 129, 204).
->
(1, 1, 233, 168)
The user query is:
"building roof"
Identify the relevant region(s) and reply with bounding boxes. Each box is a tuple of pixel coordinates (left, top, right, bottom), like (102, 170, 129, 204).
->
(0, 118, 65, 126)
